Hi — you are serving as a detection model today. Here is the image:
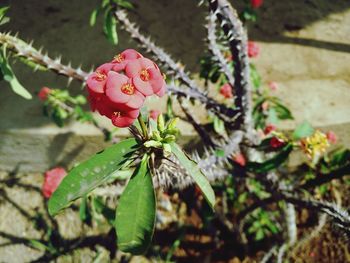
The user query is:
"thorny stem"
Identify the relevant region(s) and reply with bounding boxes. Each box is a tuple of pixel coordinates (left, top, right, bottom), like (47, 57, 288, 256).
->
(0, 32, 89, 82)
(207, 0, 254, 135)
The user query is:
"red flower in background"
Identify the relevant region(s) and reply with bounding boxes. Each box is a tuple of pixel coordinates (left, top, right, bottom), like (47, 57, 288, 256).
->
(86, 49, 166, 128)
(38, 87, 51, 101)
(268, 81, 278, 91)
(232, 153, 246, 167)
(251, 0, 263, 9)
(326, 131, 337, 144)
(219, 83, 233, 98)
(264, 124, 276, 135)
(248, 41, 260, 58)
(270, 137, 285, 148)
(42, 167, 67, 198)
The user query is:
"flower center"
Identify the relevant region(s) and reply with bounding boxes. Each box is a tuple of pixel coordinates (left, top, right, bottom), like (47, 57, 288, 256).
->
(95, 71, 106, 81)
(140, 69, 150, 81)
(113, 111, 121, 117)
(113, 54, 124, 63)
(121, 83, 135, 95)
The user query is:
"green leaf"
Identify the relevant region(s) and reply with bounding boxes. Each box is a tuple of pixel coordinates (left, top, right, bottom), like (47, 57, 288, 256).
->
(170, 142, 215, 209)
(79, 196, 92, 224)
(116, 154, 156, 254)
(267, 107, 278, 125)
(93, 196, 115, 225)
(272, 101, 293, 120)
(293, 121, 314, 140)
(247, 144, 293, 173)
(103, 9, 118, 45)
(213, 116, 225, 135)
(0, 49, 32, 99)
(0, 6, 10, 26)
(90, 8, 99, 26)
(48, 138, 139, 216)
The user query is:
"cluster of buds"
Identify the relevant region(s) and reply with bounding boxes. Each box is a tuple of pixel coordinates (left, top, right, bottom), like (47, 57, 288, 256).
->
(144, 115, 180, 157)
(86, 49, 166, 127)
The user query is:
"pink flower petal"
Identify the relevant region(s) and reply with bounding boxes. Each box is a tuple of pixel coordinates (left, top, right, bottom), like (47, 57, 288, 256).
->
(96, 63, 114, 72)
(155, 84, 166, 97)
(127, 108, 140, 119)
(125, 59, 143, 77)
(133, 75, 154, 96)
(122, 49, 143, 60)
(111, 113, 136, 128)
(148, 68, 165, 93)
(125, 91, 145, 109)
(105, 71, 130, 104)
(86, 73, 106, 93)
(139, 57, 156, 69)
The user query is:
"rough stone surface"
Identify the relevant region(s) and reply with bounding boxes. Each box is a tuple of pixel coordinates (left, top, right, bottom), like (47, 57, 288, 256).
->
(0, 0, 349, 171)
(0, 1, 350, 260)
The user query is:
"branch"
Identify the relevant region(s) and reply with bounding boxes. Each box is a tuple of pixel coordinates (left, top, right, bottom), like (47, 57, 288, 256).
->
(0, 32, 89, 82)
(207, 0, 253, 133)
(206, 13, 235, 88)
(301, 164, 350, 189)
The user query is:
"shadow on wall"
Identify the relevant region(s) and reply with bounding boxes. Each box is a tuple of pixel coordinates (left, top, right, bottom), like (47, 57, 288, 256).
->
(0, 0, 349, 130)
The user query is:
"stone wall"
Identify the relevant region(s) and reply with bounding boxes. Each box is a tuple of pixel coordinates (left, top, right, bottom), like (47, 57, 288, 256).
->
(0, 0, 349, 172)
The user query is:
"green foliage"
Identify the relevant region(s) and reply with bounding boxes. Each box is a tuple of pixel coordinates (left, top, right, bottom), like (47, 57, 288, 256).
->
(115, 154, 156, 254)
(48, 138, 139, 216)
(247, 144, 293, 173)
(43, 89, 92, 127)
(0, 6, 10, 26)
(247, 208, 280, 241)
(90, 0, 133, 45)
(103, 8, 118, 45)
(253, 96, 293, 129)
(170, 142, 216, 209)
(293, 121, 314, 140)
(0, 47, 32, 99)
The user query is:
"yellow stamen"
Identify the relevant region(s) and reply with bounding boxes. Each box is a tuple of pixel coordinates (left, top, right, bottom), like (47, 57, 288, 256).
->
(95, 70, 106, 81)
(113, 53, 124, 63)
(121, 83, 135, 95)
(140, 69, 150, 81)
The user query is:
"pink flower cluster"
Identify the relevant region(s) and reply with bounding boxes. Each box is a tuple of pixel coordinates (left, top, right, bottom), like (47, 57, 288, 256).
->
(86, 49, 166, 128)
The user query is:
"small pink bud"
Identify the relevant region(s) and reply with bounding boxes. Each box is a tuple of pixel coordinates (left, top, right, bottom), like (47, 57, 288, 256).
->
(264, 124, 276, 135)
(268, 81, 278, 91)
(248, 41, 260, 58)
(251, 0, 263, 9)
(149, 109, 161, 120)
(219, 83, 233, 99)
(262, 101, 269, 111)
(270, 137, 285, 148)
(326, 131, 337, 144)
(38, 87, 51, 101)
(232, 153, 246, 166)
(42, 167, 67, 198)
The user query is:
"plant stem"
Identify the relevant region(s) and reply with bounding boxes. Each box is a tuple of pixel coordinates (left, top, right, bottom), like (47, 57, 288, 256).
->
(138, 113, 148, 140)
